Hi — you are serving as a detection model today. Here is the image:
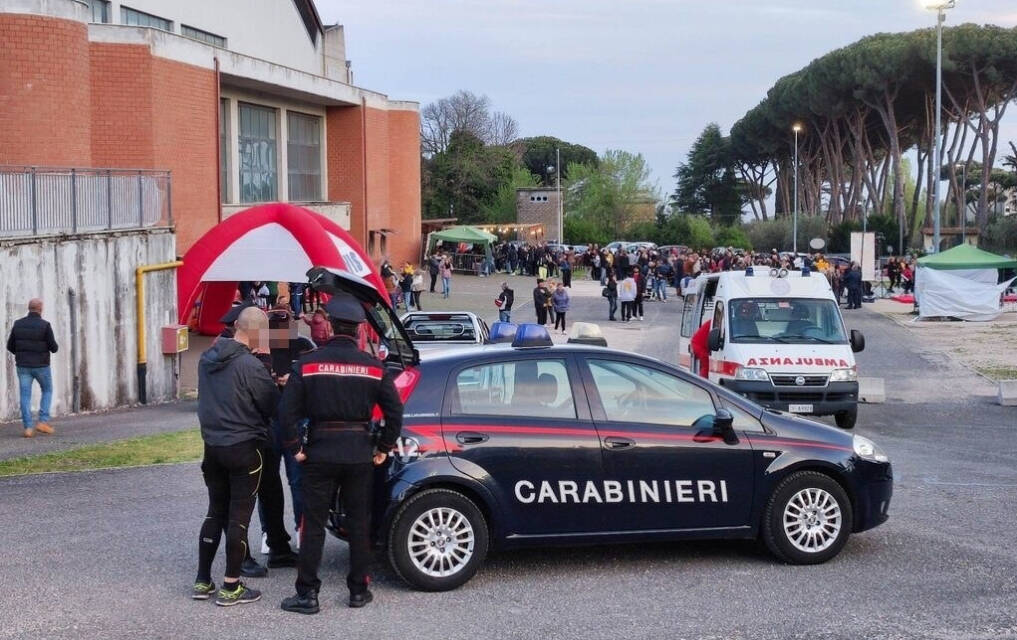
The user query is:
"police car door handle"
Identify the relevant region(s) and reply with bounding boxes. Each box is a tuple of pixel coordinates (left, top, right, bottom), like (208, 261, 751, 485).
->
(456, 431, 489, 445)
(603, 436, 635, 450)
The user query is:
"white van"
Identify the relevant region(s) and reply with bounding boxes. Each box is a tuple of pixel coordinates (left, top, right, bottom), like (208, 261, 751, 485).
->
(677, 267, 865, 429)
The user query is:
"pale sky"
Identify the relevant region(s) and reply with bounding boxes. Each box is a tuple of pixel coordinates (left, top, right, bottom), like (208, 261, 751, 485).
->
(319, 1, 1017, 197)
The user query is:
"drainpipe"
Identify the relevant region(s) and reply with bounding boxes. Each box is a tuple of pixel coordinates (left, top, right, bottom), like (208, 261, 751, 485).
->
(136, 261, 184, 404)
(214, 56, 223, 222)
(68, 288, 80, 413)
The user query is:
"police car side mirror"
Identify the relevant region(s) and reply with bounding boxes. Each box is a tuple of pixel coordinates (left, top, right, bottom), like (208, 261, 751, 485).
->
(708, 328, 723, 352)
(713, 409, 738, 445)
(850, 330, 865, 353)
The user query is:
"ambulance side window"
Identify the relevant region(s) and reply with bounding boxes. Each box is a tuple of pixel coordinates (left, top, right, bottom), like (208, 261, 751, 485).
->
(680, 294, 699, 337)
(712, 301, 725, 340)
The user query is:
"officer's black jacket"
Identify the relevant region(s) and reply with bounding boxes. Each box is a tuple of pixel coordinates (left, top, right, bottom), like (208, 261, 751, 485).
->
(280, 335, 403, 464)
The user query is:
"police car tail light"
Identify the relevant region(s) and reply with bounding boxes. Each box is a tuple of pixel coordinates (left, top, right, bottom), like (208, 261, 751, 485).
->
(829, 368, 857, 382)
(735, 366, 770, 382)
(394, 368, 422, 403)
(853, 435, 889, 463)
(512, 324, 554, 348)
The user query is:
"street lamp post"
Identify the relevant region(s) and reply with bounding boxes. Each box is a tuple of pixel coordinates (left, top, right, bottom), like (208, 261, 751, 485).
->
(792, 123, 802, 255)
(556, 147, 562, 244)
(922, 0, 956, 253)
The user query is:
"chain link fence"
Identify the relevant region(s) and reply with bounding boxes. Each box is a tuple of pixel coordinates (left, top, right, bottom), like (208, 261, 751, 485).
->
(0, 166, 171, 238)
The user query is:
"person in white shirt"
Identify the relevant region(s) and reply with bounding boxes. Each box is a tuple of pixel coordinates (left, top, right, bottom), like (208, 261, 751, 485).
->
(618, 275, 637, 322)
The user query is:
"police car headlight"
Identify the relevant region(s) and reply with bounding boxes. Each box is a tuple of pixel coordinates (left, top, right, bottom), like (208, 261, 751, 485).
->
(853, 435, 889, 463)
(830, 368, 858, 382)
(736, 367, 770, 382)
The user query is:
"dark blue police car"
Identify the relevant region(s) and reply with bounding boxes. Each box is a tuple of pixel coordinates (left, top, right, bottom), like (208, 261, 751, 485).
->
(308, 267, 894, 592)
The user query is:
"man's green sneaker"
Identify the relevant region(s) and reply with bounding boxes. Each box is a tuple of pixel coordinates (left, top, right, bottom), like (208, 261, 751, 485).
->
(215, 582, 262, 607)
(192, 581, 216, 600)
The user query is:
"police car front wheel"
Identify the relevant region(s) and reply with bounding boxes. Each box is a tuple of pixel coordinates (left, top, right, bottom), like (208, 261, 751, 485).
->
(762, 471, 853, 565)
(388, 489, 489, 591)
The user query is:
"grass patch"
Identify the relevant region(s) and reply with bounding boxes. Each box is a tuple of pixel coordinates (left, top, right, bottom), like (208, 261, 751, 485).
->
(0, 429, 202, 477)
(974, 366, 1017, 381)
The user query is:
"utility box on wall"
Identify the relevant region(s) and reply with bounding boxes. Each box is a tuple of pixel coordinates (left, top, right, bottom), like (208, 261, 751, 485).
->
(161, 325, 189, 355)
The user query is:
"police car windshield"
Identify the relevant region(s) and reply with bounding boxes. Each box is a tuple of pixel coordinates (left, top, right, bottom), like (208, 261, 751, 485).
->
(728, 298, 848, 344)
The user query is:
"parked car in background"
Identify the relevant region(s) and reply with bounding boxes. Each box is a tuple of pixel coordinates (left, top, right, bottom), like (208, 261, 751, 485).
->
(401, 311, 490, 353)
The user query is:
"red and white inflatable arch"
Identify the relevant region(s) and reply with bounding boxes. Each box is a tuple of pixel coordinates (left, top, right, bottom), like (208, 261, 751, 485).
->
(177, 203, 387, 335)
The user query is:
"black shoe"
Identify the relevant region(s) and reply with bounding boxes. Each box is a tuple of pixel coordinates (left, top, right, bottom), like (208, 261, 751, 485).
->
(267, 548, 298, 568)
(348, 590, 373, 608)
(215, 582, 261, 607)
(240, 557, 267, 578)
(281, 591, 320, 615)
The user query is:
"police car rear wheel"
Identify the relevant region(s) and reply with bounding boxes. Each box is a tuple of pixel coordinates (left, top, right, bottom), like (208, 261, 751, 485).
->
(762, 471, 852, 565)
(388, 489, 489, 591)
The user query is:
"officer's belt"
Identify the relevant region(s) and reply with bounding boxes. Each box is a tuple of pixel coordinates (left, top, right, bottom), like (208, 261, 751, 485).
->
(314, 420, 369, 432)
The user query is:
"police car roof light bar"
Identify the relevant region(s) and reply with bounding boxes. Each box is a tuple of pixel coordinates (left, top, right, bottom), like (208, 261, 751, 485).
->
(512, 323, 554, 348)
(488, 322, 519, 344)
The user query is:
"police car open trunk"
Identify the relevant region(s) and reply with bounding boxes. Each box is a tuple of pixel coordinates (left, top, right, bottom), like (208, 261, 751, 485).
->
(306, 266, 419, 369)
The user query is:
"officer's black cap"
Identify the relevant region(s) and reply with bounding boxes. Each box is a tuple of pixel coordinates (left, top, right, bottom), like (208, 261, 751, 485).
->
(219, 301, 256, 325)
(324, 292, 367, 324)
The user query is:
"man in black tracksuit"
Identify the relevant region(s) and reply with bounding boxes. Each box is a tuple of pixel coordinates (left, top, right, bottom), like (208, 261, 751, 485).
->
(279, 293, 403, 613)
(194, 306, 280, 606)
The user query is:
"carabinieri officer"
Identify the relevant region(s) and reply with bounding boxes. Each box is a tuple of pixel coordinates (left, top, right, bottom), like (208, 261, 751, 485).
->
(279, 292, 404, 614)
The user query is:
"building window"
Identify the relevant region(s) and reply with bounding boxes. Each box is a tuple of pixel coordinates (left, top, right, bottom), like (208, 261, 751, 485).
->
(238, 103, 278, 203)
(219, 99, 230, 203)
(182, 24, 227, 48)
(287, 112, 322, 201)
(89, 0, 110, 23)
(121, 6, 172, 31)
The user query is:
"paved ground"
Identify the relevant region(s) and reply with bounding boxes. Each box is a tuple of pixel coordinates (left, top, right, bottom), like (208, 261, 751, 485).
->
(2, 276, 1016, 639)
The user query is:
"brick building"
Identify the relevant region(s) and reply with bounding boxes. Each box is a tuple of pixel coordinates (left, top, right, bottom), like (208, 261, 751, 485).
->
(0, 0, 421, 262)
(515, 187, 557, 242)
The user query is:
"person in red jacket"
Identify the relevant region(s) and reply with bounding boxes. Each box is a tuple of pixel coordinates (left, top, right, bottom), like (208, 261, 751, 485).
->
(690, 319, 712, 379)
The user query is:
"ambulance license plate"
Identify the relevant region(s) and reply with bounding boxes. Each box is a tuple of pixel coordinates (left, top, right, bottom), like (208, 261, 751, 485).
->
(788, 404, 813, 413)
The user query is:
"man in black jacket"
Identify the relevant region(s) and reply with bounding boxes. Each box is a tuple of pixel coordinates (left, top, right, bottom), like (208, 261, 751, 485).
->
(6, 299, 58, 438)
(497, 282, 514, 323)
(279, 293, 403, 614)
(193, 306, 279, 606)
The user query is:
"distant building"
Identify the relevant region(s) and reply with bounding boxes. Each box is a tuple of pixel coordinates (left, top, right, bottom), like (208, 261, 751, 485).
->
(1, 0, 421, 262)
(1005, 188, 1016, 217)
(624, 196, 658, 231)
(515, 188, 557, 241)
(921, 226, 980, 252)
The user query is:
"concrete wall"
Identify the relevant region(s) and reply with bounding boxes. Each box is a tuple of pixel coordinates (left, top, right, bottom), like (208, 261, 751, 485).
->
(516, 189, 558, 241)
(101, 0, 325, 76)
(1, 229, 178, 423)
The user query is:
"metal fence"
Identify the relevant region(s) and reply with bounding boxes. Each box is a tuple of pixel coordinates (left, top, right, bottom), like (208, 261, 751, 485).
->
(0, 166, 171, 238)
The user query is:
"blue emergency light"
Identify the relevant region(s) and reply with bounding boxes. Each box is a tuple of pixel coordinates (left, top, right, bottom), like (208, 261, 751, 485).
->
(745, 267, 754, 276)
(512, 323, 554, 348)
(802, 266, 811, 277)
(488, 322, 518, 344)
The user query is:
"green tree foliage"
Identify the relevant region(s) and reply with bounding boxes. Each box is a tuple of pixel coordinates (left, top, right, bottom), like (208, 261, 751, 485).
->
(480, 165, 540, 223)
(685, 216, 716, 249)
(746, 216, 828, 253)
(714, 225, 752, 250)
(864, 214, 900, 257)
(424, 130, 518, 223)
(565, 150, 657, 242)
(828, 221, 861, 253)
(983, 215, 1017, 254)
(514, 136, 599, 186)
(672, 124, 743, 226)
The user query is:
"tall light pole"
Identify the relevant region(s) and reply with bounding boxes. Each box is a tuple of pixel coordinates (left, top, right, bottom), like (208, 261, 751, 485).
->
(556, 147, 562, 244)
(922, 0, 956, 253)
(792, 123, 802, 255)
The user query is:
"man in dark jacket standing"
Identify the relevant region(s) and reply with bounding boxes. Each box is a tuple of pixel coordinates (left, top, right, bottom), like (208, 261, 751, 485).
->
(6, 299, 58, 438)
(497, 282, 514, 323)
(193, 306, 279, 606)
(279, 293, 403, 614)
(844, 263, 863, 309)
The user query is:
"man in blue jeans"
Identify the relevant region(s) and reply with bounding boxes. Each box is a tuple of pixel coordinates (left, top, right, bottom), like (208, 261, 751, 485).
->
(6, 299, 58, 438)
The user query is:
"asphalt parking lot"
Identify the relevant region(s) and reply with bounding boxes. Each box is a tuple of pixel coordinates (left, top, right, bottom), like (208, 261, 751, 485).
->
(1, 281, 1015, 640)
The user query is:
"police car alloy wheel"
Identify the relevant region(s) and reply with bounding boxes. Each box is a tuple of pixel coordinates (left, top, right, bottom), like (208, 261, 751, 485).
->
(388, 489, 489, 591)
(762, 471, 853, 565)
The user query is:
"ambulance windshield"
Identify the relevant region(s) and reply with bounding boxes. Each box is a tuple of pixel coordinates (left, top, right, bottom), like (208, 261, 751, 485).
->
(728, 298, 848, 344)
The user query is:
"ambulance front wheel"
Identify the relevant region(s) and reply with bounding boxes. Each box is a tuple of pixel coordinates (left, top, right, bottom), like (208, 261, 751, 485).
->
(835, 406, 857, 430)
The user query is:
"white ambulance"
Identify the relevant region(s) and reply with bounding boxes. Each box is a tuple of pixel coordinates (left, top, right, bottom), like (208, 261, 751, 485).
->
(677, 267, 865, 429)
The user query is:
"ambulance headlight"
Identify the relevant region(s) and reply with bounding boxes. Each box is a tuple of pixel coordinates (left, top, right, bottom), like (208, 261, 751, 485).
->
(829, 368, 857, 382)
(853, 435, 889, 463)
(736, 367, 770, 382)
